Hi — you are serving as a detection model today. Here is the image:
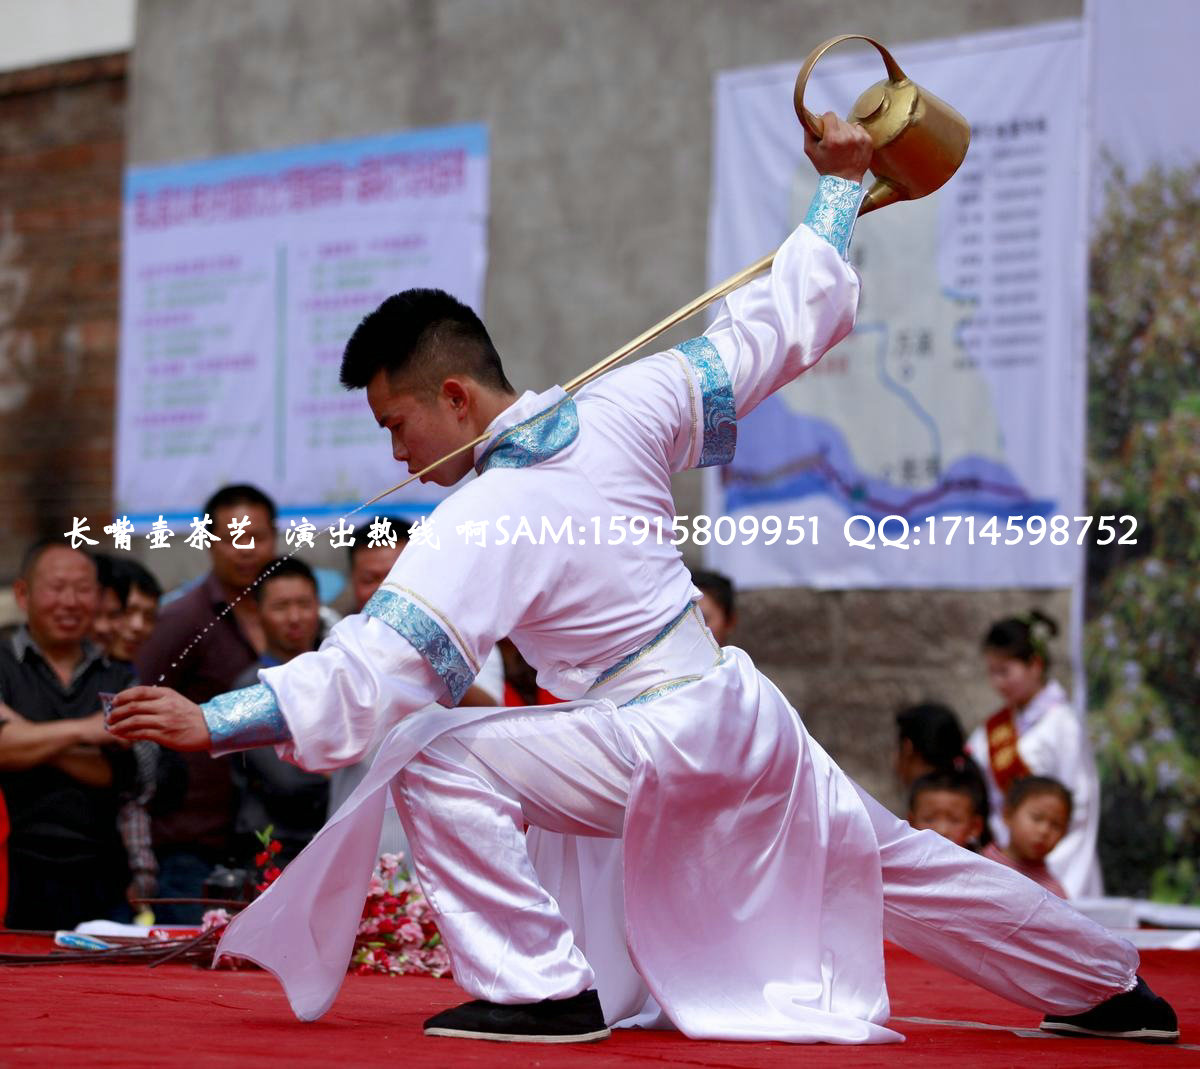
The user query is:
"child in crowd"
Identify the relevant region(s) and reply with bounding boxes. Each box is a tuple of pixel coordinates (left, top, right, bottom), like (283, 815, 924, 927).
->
(967, 610, 1101, 897)
(907, 769, 986, 851)
(896, 702, 992, 844)
(981, 777, 1071, 899)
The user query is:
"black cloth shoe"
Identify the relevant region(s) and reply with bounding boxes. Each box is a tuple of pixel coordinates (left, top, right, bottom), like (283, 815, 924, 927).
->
(1040, 975, 1179, 1043)
(423, 989, 610, 1043)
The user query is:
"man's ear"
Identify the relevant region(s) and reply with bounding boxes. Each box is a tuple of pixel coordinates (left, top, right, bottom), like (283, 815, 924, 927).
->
(442, 377, 471, 414)
(12, 577, 29, 613)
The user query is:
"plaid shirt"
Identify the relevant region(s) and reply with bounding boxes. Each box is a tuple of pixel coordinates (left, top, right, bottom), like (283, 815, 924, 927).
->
(117, 740, 160, 896)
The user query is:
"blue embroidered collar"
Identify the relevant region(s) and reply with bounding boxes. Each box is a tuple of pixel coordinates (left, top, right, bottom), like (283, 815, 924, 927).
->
(474, 386, 580, 474)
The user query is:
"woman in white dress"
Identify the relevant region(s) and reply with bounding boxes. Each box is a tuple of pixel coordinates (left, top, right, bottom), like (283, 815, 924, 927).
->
(968, 611, 1103, 897)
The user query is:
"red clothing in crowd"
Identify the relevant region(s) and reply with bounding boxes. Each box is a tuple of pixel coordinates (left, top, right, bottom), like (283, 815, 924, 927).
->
(982, 841, 1067, 898)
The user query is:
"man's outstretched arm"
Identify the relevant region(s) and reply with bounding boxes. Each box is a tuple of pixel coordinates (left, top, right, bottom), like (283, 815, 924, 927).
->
(580, 112, 873, 477)
(704, 111, 873, 422)
(107, 609, 447, 769)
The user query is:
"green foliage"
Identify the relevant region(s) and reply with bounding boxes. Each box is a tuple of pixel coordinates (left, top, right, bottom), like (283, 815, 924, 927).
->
(1086, 161, 1200, 902)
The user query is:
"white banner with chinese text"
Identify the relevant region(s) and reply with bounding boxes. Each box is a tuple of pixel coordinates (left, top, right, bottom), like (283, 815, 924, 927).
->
(115, 123, 488, 528)
(704, 22, 1088, 589)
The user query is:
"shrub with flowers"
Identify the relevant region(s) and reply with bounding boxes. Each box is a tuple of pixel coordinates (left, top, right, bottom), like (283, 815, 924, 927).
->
(1086, 160, 1200, 902)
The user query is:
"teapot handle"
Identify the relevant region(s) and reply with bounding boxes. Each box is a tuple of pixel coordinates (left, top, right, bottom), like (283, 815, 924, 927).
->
(794, 34, 907, 139)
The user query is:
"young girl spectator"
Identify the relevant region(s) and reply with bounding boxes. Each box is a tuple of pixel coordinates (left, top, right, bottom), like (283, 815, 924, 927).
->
(907, 769, 986, 850)
(967, 611, 1101, 897)
(981, 777, 1072, 898)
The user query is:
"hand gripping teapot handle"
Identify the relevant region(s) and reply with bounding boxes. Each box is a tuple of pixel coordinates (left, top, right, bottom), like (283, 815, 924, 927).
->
(794, 34, 907, 139)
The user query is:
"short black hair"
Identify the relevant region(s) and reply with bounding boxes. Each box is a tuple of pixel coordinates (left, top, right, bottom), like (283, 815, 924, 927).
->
(909, 769, 985, 818)
(253, 557, 318, 603)
(95, 555, 162, 605)
(896, 702, 965, 770)
(204, 484, 278, 526)
(348, 517, 413, 563)
(340, 288, 514, 394)
(691, 569, 735, 618)
(114, 558, 162, 605)
(95, 553, 122, 594)
(983, 609, 1058, 667)
(21, 537, 97, 582)
(1006, 775, 1073, 820)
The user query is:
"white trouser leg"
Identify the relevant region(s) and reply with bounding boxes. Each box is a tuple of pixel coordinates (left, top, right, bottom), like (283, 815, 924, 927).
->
(393, 703, 635, 1005)
(854, 785, 1138, 1014)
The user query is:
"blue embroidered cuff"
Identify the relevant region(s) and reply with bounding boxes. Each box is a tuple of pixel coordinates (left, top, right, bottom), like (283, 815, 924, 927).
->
(803, 175, 866, 259)
(363, 588, 476, 705)
(202, 683, 291, 754)
(676, 336, 737, 467)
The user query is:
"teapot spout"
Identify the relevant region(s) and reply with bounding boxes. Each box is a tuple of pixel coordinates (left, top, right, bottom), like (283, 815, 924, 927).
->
(859, 178, 906, 216)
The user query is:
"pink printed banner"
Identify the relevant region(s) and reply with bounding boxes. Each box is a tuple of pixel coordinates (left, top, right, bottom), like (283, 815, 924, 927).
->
(116, 124, 488, 526)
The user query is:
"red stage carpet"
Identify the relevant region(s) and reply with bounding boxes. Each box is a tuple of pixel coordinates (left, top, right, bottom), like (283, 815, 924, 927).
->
(1, 941, 1196, 1067)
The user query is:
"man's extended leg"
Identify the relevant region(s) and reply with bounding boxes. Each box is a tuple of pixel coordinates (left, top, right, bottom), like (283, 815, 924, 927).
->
(853, 785, 1136, 1013)
(392, 702, 635, 1041)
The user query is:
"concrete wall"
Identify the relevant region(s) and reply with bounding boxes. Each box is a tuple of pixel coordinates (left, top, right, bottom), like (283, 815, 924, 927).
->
(126, 0, 1082, 809)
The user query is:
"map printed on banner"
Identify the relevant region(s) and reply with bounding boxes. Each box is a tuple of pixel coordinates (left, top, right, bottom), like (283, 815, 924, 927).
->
(116, 124, 488, 526)
(704, 22, 1086, 588)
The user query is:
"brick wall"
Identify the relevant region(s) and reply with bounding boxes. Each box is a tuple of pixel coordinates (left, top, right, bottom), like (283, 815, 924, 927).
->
(0, 53, 126, 582)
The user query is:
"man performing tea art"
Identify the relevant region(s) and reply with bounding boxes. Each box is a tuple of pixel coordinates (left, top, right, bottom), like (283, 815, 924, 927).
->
(108, 113, 1177, 1046)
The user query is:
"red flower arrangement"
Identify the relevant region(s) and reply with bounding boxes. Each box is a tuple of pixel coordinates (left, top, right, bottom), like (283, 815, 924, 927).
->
(202, 828, 449, 979)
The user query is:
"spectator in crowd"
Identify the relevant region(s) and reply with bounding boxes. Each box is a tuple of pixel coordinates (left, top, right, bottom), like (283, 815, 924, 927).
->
(348, 517, 411, 614)
(327, 520, 504, 857)
(895, 702, 966, 786)
(691, 569, 736, 645)
(896, 701, 991, 844)
(906, 768, 986, 851)
(91, 554, 126, 654)
(980, 776, 1071, 899)
(230, 559, 329, 865)
(0, 540, 135, 928)
(107, 559, 162, 666)
(135, 484, 277, 922)
(96, 556, 165, 916)
(967, 610, 1101, 898)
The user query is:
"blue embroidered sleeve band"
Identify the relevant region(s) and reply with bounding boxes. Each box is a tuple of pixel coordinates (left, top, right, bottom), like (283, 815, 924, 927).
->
(676, 336, 737, 467)
(363, 587, 477, 705)
(476, 391, 580, 474)
(202, 683, 292, 753)
(803, 175, 866, 259)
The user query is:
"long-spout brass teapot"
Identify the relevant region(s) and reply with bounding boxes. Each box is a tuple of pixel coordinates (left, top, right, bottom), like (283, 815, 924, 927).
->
(795, 34, 970, 216)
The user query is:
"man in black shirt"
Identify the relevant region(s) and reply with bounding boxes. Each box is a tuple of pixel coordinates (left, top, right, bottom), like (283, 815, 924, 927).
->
(135, 484, 277, 921)
(0, 540, 134, 928)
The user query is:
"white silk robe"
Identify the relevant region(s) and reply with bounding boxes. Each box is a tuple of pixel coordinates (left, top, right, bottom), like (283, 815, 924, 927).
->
(206, 177, 901, 1041)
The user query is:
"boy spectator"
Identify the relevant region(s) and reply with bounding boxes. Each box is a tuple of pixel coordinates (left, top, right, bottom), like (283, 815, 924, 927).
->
(108, 559, 162, 666)
(135, 484, 277, 921)
(231, 559, 329, 865)
(907, 769, 986, 851)
(99, 557, 165, 914)
(91, 555, 126, 655)
(0, 540, 134, 927)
